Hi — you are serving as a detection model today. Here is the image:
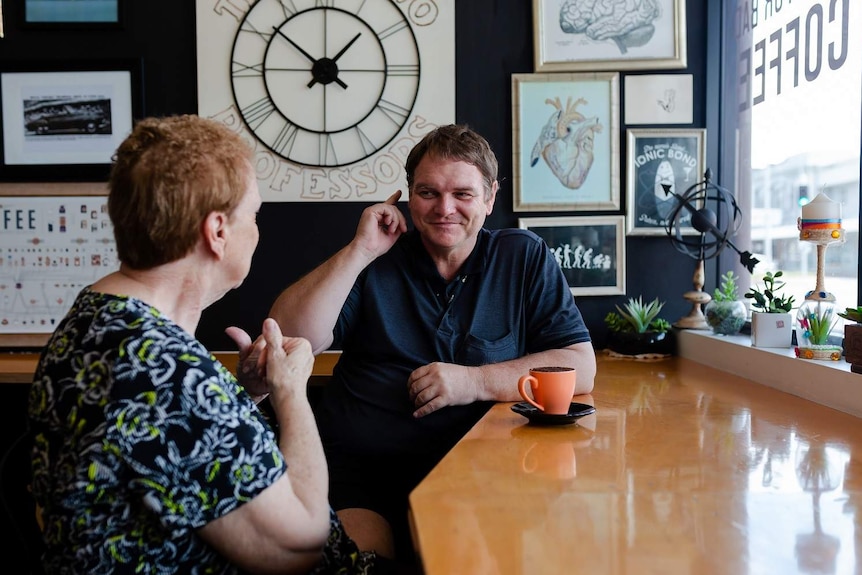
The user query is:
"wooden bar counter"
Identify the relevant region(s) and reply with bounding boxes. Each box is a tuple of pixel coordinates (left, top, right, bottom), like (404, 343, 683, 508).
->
(0, 350, 342, 384)
(408, 355, 862, 574)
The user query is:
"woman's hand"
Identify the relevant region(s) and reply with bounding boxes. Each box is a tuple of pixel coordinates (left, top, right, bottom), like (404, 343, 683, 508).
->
(261, 318, 314, 400)
(225, 326, 268, 398)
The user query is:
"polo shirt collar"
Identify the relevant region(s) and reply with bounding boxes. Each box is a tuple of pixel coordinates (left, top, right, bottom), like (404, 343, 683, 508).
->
(405, 228, 489, 280)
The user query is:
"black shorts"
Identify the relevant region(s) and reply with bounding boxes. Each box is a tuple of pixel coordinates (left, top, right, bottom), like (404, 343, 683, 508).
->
(325, 445, 439, 563)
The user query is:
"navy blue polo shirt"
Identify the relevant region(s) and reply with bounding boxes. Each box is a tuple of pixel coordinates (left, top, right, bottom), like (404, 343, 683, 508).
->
(315, 228, 591, 459)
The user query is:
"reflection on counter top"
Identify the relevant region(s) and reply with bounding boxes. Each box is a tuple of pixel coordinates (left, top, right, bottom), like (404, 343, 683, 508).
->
(409, 355, 862, 575)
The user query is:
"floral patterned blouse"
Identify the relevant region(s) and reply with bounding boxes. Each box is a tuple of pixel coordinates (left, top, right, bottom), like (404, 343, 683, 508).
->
(28, 288, 380, 574)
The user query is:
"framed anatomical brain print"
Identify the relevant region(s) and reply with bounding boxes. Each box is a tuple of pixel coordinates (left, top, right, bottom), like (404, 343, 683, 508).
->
(533, 0, 687, 72)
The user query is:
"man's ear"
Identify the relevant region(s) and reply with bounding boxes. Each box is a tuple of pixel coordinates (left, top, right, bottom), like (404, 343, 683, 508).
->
(202, 211, 228, 259)
(486, 180, 499, 214)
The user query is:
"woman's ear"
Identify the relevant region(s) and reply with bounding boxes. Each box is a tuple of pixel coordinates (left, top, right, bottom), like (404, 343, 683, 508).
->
(202, 211, 228, 259)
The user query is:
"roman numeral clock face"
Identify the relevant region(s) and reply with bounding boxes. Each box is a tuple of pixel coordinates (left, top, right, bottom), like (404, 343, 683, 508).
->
(231, 0, 420, 168)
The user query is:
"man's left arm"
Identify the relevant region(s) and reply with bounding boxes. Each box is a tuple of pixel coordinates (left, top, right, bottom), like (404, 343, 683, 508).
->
(408, 342, 596, 417)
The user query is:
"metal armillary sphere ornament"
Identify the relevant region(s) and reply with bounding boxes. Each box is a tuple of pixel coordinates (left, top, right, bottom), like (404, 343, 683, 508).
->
(663, 169, 759, 329)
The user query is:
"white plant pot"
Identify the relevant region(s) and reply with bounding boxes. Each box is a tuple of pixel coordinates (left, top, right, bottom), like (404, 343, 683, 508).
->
(751, 312, 793, 348)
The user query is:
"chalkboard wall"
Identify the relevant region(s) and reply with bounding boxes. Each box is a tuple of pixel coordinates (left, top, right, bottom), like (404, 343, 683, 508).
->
(0, 0, 710, 352)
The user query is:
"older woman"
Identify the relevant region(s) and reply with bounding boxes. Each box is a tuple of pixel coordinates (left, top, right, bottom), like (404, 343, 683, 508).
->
(27, 115, 386, 574)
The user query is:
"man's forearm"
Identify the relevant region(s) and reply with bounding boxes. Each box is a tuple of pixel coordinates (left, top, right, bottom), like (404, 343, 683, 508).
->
(476, 344, 596, 402)
(269, 242, 371, 353)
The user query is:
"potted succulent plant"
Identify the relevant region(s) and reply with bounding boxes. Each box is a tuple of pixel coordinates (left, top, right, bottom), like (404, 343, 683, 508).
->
(704, 270, 747, 336)
(838, 307, 862, 323)
(604, 296, 675, 357)
(744, 271, 795, 348)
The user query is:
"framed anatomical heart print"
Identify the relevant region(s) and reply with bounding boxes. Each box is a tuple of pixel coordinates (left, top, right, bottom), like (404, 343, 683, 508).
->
(513, 72, 620, 212)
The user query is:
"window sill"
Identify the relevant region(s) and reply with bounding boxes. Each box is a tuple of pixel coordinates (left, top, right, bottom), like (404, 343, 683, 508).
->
(676, 329, 862, 418)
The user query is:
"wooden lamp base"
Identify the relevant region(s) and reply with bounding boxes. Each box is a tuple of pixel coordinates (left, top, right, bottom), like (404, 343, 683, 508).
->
(674, 258, 712, 330)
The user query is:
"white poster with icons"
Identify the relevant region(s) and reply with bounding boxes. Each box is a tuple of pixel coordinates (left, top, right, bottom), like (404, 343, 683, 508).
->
(0, 195, 117, 342)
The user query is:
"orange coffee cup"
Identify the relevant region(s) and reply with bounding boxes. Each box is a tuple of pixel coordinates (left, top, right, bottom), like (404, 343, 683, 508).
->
(517, 366, 576, 415)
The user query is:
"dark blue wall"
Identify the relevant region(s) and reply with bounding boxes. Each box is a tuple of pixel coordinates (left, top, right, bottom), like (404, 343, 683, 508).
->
(0, 0, 710, 351)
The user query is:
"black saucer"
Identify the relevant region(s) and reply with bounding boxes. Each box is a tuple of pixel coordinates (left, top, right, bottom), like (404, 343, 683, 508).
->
(511, 402, 596, 426)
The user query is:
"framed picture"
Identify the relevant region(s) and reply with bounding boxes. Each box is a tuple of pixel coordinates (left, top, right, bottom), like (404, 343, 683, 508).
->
(519, 215, 625, 296)
(23, 0, 122, 27)
(624, 74, 693, 125)
(625, 128, 706, 236)
(0, 60, 142, 182)
(533, 0, 687, 72)
(0, 183, 118, 348)
(513, 72, 620, 212)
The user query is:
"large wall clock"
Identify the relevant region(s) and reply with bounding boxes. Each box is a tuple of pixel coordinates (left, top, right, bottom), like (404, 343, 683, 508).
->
(196, 0, 454, 202)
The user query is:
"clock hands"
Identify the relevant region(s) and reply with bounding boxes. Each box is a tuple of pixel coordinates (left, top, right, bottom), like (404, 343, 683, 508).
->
(305, 32, 362, 89)
(272, 27, 346, 88)
(274, 27, 363, 90)
(274, 28, 316, 64)
(307, 63, 348, 90)
(331, 33, 362, 63)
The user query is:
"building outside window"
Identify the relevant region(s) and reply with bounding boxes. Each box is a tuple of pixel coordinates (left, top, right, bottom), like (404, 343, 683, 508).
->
(719, 0, 861, 324)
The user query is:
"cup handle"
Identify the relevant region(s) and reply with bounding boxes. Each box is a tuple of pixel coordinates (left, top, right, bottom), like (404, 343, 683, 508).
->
(518, 375, 542, 411)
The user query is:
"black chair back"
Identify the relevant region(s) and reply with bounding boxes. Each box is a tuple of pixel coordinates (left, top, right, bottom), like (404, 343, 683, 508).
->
(0, 430, 45, 575)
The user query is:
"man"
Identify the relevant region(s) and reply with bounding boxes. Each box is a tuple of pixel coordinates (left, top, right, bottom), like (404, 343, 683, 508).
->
(267, 124, 596, 564)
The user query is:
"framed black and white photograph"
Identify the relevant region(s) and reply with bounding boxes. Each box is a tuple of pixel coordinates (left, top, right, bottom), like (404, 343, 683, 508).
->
(519, 215, 625, 296)
(513, 72, 620, 212)
(23, 0, 122, 27)
(533, 0, 686, 72)
(0, 60, 142, 181)
(625, 128, 705, 236)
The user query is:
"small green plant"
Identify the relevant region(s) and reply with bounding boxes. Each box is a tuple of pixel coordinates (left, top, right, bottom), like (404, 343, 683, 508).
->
(604, 296, 671, 334)
(838, 306, 862, 323)
(712, 271, 740, 302)
(798, 305, 838, 345)
(744, 271, 795, 313)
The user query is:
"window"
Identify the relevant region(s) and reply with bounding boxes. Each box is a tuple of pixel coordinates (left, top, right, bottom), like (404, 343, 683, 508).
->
(718, 0, 861, 327)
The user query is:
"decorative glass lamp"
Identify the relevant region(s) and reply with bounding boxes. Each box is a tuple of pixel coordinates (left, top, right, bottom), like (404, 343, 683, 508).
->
(795, 192, 844, 361)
